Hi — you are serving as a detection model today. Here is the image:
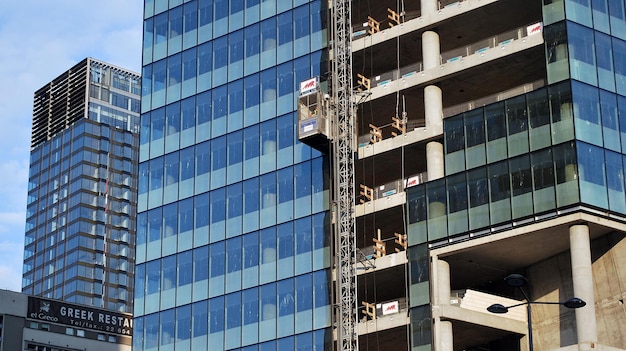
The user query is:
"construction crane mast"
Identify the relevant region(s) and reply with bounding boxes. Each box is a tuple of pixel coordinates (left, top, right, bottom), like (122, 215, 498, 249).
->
(331, 0, 357, 350)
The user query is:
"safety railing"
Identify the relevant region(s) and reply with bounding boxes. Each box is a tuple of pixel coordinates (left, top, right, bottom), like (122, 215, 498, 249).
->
(362, 22, 542, 90)
(358, 172, 428, 205)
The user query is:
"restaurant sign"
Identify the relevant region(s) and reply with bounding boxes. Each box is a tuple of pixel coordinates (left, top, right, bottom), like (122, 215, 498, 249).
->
(27, 296, 132, 336)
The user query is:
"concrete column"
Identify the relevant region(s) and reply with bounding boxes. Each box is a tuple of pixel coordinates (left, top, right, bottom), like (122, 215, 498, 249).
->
(440, 321, 454, 351)
(425, 84, 443, 133)
(423, 31, 444, 194)
(436, 259, 453, 351)
(421, 0, 439, 18)
(422, 31, 441, 70)
(437, 259, 451, 306)
(427, 141, 445, 181)
(569, 224, 598, 350)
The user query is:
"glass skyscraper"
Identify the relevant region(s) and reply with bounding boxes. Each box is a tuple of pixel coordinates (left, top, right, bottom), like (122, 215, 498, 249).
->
(133, 1, 332, 350)
(133, 0, 626, 350)
(22, 58, 141, 313)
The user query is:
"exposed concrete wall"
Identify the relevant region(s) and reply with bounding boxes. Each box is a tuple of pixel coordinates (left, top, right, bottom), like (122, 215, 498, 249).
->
(526, 232, 626, 350)
(590, 232, 626, 349)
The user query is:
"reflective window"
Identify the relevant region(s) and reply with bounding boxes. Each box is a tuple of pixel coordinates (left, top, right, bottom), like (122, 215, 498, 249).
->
(596, 32, 615, 92)
(592, 0, 610, 34)
(211, 136, 227, 188)
(144, 17, 154, 63)
(176, 304, 192, 342)
(447, 173, 468, 236)
(444, 115, 465, 175)
(565, 0, 592, 27)
(573, 81, 601, 145)
(179, 249, 194, 287)
(532, 148, 556, 213)
(214, 0, 228, 37)
(609, 0, 626, 40)
(229, 30, 245, 80)
(197, 41, 213, 92)
(192, 300, 208, 338)
(277, 12, 293, 63)
(213, 36, 228, 86)
(613, 37, 626, 96)
(154, 12, 168, 61)
(578, 142, 608, 208)
(198, 0, 213, 43)
(510, 155, 533, 219)
(606, 150, 626, 213)
(183, 1, 198, 50)
(568, 22, 597, 86)
(168, 6, 183, 55)
(182, 48, 197, 98)
(212, 85, 228, 136)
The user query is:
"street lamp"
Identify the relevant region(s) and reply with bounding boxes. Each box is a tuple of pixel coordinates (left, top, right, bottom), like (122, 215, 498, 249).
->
(486, 274, 586, 351)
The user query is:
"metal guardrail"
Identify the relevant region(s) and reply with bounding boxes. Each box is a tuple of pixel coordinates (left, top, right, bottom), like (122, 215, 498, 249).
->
(360, 297, 409, 321)
(360, 172, 428, 203)
(350, 0, 473, 39)
(364, 22, 541, 90)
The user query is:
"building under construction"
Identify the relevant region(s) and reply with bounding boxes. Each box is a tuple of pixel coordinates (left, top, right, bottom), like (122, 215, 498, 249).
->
(134, 0, 626, 350)
(296, 0, 626, 350)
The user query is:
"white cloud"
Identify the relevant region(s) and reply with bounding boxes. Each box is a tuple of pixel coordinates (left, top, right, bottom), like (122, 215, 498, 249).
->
(0, 0, 143, 292)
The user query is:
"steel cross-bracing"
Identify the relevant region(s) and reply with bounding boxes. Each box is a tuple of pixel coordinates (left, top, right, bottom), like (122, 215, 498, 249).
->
(331, 0, 357, 350)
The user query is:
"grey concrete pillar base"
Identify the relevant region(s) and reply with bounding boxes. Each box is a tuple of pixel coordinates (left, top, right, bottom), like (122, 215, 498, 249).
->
(422, 31, 441, 70)
(439, 320, 454, 351)
(425, 85, 443, 134)
(427, 141, 444, 181)
(569, 224, 598, 346)
(437, 259, 451, 306)
(421, 0, 439, 16)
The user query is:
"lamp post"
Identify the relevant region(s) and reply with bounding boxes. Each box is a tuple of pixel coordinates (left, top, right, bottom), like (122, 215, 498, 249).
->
(486, 274, 586, 351)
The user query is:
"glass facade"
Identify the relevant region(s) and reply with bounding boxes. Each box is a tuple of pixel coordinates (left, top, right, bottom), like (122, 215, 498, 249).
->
(23, 59, 140, 313)
(134, 1, 332, 350)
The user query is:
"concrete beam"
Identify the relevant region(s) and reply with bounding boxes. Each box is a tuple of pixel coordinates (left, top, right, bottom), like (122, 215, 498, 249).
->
(354, 191, 406, 217)
(365, 33, 544, 101)
(357, 314, 410, 335)
(437, 304, 527, 335)
(352, 0, 500, 53)
(358, 126, 441, 159)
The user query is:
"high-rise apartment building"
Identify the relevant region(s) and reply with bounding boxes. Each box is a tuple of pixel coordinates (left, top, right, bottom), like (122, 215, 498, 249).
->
(133, 0, 626, 350)
(133, 1, 331, 350)
(22, 58, 140, 314)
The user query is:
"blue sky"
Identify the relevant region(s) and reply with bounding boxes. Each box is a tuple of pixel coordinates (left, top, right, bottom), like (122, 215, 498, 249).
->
(0, 1, 143, 291)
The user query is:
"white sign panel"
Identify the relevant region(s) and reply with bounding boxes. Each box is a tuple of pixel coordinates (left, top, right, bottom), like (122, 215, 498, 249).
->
(527, 22, 542, 36)
(300, 77, 318, 95)
(381, 301, 399, 315)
